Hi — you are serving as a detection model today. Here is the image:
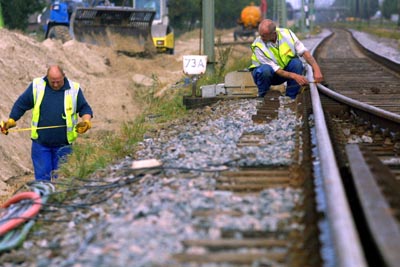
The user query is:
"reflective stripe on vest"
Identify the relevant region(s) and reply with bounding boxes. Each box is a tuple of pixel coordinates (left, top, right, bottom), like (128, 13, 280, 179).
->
(31, 78, 79, 144)
(250, 28, 297, 69)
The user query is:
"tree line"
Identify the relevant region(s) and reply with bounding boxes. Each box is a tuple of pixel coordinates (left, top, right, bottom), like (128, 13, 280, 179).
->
(0, 0, 398, 32)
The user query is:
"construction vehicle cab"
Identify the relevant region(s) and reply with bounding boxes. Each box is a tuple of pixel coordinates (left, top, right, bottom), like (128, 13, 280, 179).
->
(134, 0, 174, 54)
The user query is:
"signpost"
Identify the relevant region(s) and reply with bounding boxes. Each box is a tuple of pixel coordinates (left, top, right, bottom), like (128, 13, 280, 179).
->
(183, 55, 208, 97)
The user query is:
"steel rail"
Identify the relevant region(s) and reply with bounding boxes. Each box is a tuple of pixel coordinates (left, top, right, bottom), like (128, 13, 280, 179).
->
(306, 37, 367, 266)
(317, 82, 400, 133)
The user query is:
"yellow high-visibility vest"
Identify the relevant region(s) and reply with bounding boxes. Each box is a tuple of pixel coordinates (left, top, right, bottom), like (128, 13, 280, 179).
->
(250, 28, 297, 69)
(31, 78, 79, 143)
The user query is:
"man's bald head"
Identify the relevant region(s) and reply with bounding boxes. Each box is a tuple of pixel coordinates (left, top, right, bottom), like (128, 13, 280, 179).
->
(47, 65, 65, 90)
(258, 19, 277, 43)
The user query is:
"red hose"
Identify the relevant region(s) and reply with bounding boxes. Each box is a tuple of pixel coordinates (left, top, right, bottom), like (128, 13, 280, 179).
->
(0, 191, 42, 236)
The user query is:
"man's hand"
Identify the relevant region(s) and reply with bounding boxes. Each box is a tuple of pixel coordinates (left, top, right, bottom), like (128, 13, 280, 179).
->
(76, 120, 91, 134)
(292, 73, 310, 86)
(313, 69, 324, 84)
(0, 119, 16, 135)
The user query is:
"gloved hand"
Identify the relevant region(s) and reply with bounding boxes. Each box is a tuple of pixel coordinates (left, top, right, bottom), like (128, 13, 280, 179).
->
(75, 120, 91, 134)
(0, 118, 16, 135)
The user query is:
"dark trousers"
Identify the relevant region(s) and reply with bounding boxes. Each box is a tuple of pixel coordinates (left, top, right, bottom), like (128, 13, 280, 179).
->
(251, 58, 304, 99)
(31, 141, 72, 181)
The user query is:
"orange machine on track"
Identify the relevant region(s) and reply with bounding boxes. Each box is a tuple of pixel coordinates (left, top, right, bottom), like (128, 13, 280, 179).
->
(234, 2, 264, 41)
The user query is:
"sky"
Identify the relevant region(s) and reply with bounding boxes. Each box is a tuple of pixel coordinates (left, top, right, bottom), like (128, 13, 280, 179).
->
(287, 0, 335, 9)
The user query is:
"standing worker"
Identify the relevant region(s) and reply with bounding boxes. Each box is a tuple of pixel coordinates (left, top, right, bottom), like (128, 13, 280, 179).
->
(249, 19, 323, 99)
(0, 65, 93, 181)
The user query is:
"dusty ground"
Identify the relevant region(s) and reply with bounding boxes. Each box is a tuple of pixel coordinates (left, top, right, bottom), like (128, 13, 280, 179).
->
(0, 28, 250, 200)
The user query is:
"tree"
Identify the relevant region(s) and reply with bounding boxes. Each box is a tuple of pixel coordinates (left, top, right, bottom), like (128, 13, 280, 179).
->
(0, 0, 45, 30)
(333, 0, 379, 19)
(169, 0, 201, 34)
(382, 0, 398, 19)
(169, 0, 272, 34)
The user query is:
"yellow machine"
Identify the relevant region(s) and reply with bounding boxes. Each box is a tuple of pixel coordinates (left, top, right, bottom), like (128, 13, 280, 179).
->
(134, 0, 175, 54)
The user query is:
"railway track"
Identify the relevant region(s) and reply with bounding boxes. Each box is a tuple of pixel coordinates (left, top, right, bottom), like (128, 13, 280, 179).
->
(312, 28, 400, 267)
(315, 29, 400, 114)
(176, 28, 400, 266)
(174, 95, 323, 267)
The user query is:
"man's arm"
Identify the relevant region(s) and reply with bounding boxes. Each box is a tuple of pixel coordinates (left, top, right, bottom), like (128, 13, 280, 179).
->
(275, 69, 309, 86)
(9, 84, 35, 121)
(302, 51, 324, 83)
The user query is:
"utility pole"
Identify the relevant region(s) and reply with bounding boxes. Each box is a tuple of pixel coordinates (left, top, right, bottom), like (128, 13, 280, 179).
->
(278, 0, 287, 27)
(273, 0, 278, 21)
(300, 0, 305, 33)
(398, 0, 400, 28)
(202, 0, 215, 75)
(0, 2, 4, 28)
(309, 0, 314, 33)
(303, 0, 309, 34)
(351, 0, 356, 19)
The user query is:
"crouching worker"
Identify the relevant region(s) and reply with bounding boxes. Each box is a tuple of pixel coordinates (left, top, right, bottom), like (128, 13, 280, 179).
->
(0, 65, 93, 181)
(249, 19, 324, 99)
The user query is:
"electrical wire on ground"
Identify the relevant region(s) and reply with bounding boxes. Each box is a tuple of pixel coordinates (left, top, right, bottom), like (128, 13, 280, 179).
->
(0, 181, 54, 252)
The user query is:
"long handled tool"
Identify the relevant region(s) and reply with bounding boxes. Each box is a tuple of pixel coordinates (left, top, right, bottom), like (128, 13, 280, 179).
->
(7, 125, 66, 133)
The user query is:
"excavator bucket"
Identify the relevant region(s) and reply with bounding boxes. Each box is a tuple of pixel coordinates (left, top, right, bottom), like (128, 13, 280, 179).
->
(70, 7, 155, 54)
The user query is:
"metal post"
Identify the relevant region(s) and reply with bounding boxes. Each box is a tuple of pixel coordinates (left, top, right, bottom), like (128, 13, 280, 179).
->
(282, 0, 287, 27)
(359, 0, 364, 26)
(304, 0, 309, 34)
(398, 0, 400, 27)
(191, 75, 198, 97)
(309, 0, 314, 33)
(273, 0, 278, 21)
(300, 0, 305, 33)
(202, 0, 215, 75)
(0, 3, 4, 29)
(278, 0, 287, 27)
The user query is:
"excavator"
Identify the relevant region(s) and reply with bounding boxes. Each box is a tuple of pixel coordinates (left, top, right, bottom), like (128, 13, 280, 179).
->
(43, 0, 173, 54)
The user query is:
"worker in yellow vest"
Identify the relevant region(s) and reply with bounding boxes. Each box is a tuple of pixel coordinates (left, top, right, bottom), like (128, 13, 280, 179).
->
(249, 19, 323, 99)
(1, 65, 93, 181)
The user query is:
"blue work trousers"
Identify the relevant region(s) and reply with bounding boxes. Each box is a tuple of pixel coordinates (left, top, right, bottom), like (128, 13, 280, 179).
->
(252, 58, 304, 99)
(31, 141, 72, 181)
